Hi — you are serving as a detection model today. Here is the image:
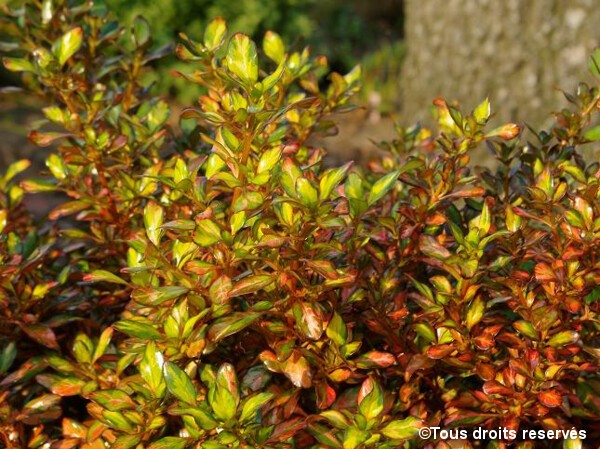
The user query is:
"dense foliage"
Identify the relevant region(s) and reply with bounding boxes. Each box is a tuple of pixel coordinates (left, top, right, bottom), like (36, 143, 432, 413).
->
(1, 2, 599, 449)
(97, 0, 402, 102)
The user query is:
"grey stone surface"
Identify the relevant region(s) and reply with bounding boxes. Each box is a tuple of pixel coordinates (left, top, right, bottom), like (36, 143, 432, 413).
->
(399, 0, 600, 130)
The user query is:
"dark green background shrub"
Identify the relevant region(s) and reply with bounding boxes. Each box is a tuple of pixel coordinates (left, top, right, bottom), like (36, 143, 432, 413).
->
(0, 1, 599, 449)
(104, 0, 402, 102)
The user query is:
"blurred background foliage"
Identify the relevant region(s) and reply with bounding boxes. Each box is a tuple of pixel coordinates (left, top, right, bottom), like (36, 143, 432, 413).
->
(4, 0, 597, 169)
(0, 0, 405, 170)
(106, 0, 404, 108)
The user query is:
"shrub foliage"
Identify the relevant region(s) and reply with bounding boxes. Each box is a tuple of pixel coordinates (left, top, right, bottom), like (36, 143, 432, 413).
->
(1, 2, 599, 448)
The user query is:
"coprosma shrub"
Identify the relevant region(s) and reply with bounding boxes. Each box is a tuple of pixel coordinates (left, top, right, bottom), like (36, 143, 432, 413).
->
(0, 2, 599, 449)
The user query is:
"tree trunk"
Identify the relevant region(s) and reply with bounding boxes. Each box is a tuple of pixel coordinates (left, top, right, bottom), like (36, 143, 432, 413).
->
(399, 0, 600, 130)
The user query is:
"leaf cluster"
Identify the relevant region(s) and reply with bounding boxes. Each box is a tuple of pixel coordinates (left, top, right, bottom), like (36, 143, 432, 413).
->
(0, 2, 599, 449)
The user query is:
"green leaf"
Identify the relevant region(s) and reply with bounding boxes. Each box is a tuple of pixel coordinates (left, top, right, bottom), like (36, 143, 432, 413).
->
(37, 375, 85, 396)
(4, 159, 30, 183)
(112, 435, 142, 449)
(414, 323, 436, 343)
(72, 333, 93, 363)
(20, 179, 58, 193)
(239, 392, 273, 423)
(210, 275, 232, 305)
(148, 437, 188, 449)
(209, 364, 239, 421)
(342, 426, 369, 449)
(2, 57, 34, 72)
(132, 16, 151, 47)
(53, 27, 83, 66)
(171, 406, 218, 430)
(588, 48, 600, 77)
(92, 327, 113, 363)
(257, 147, 282, 174)
(194, 219, 222, 246)
(209, 386, 237, 422)
(46, 154, 67, 180)
(547, 330, 579, 347)
(296, 178, 319, 209)
(90, 390, 136, 411)
(226, 33, 258, 86)
(473, 97, 491, 124)
(319, 162, 352, 200)
(204, 18, 227, 51)
(381, 417, 422, 440)
(367, 170, 399, 206)
(205, 153, 226, 179)
(471, 202, 491, 235)
(131, 286, 189, 306)
(358, 379, 383, 420)
(261, 59, 286, 92)
(233, 191, 263, 212)
(207, 312, 261, 343)
(0, 210, 5, 234)
(230, 275, 273, 297)
(320, 410, 350, 429)
(564, 437, 583, 449)
(114, 319, 162, 340)
(161, 219, 196, 231)
(0, 341, 16, 373)
(230, 211, 246, 235)
(583, 124, 600, 141)
(139, 342, 166, 398)
(513, 320, 539, 340)
(326, 312, 347, 346)
(144, 201, 164, 246)
(83, 270, 128, 285)
(263, 31, 285, 63)
(41, 0, 53, 24)
(164, 361, 197, 405)
(102, 410, 134, 432)
(465, 296, 485, 330)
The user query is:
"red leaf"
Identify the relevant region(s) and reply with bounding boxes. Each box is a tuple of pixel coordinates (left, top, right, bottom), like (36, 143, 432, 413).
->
(315, 381, 336, 409)
(355, 350, 396, 368)
(475, 363, 495, 381)
(19, 323, 59, 349)
(404, 354, 435, 381)
(266, 417, 305, 444)
(282, 350, 312, 388)
(534, 263, 557, 282)
(29, 131, 72, 147)
(443, 186, 485, 199)
(538, 389, 562, 408)
(328, 368, 352, 383)
(473, 333, 495, 350)
(426, 344, 455, 360)
(482, 380, 513, 396)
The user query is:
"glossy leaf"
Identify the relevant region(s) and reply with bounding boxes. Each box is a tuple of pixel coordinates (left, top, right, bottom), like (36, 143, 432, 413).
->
(164, 361, 197, 405)
(204, 17, 227, 51)
(226, 33, 258, 85)
(207, 312, 261, 343)
(53, 27, 83, 66)
(367, 170, 399, 206)
(263, 31, 285, 63)
(381, 417, 423, 440)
